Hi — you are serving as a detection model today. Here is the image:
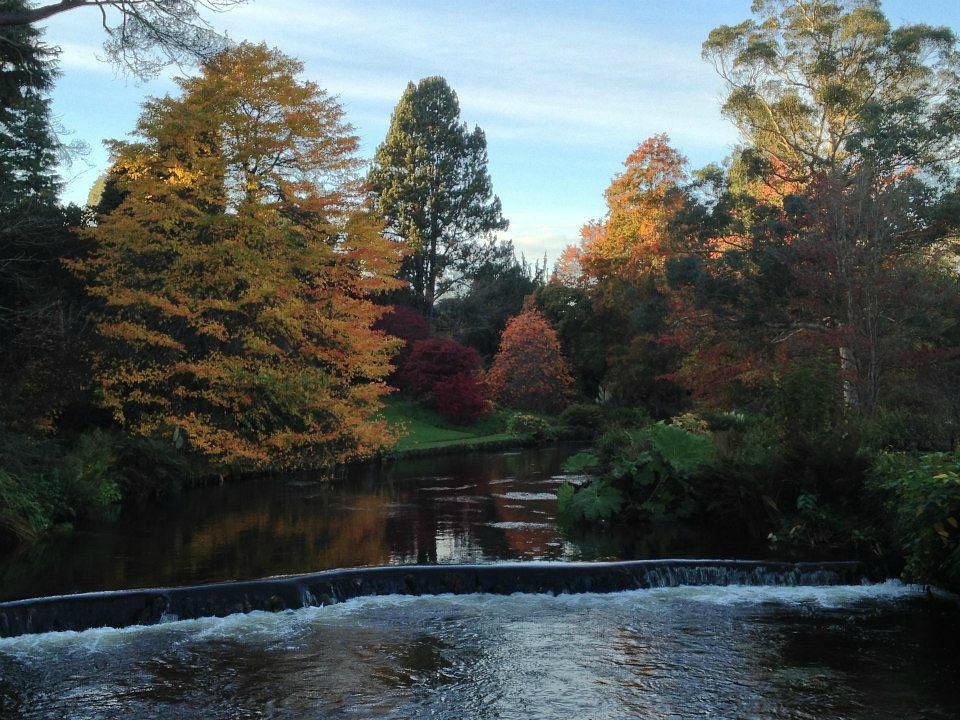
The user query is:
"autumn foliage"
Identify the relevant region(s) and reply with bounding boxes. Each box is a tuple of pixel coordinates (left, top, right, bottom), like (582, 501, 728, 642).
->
(73, 44, 402, 469)
(433, 372, 489, 424)
(488, 309, 573, 413)
(397, 337, 483, 397)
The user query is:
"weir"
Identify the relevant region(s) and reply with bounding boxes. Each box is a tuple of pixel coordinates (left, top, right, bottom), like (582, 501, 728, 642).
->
(0, 559, 867, 638)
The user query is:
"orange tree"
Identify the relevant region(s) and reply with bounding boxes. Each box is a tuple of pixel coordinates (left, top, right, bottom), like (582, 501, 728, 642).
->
(543, 135, 691, 413)
(488, 308, 573, 414)
(72, 43, 401, 470)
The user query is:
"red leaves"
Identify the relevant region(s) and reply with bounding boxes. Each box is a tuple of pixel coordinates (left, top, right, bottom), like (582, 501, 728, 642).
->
(433, 373, 489, 424)
(397, 337, 482, 397)
(488, 309, 573, 413)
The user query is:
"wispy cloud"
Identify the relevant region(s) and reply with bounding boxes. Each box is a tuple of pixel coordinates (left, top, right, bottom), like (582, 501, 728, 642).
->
(42, 0, 754, 260)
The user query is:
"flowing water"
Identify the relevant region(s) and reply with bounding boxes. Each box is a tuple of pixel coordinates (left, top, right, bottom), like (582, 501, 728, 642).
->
(1, 446, 959, 718)
(2, 584, 959, 719)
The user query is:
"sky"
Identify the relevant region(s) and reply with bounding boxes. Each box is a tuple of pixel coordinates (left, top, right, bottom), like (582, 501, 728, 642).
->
(40, 0, 960, 266)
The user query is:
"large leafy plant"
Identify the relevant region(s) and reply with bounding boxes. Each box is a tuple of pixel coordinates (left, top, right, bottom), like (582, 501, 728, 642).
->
(557, 422, 716, 525)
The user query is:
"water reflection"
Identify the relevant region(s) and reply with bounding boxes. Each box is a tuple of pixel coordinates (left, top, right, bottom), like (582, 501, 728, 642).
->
(0, 447, 556, 600)
(0, 445, 768, 602)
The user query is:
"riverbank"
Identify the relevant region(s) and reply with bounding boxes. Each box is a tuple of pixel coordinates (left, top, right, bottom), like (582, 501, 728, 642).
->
(381, 398, 543, 457)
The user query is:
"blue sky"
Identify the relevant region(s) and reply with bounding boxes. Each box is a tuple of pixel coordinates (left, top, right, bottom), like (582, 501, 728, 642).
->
(42, 0, 960, 265)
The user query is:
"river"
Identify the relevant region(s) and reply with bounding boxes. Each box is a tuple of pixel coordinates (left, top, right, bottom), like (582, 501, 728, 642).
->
(0, 446, 958, 718)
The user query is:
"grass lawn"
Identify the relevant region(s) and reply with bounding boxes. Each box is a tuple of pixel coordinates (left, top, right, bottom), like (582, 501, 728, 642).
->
(380, 398, 520, 454)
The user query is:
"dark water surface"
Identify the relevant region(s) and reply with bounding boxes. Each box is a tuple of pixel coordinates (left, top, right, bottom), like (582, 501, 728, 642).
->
(2, 445, 960, 719)
(0, 445, 758, 603)
(2, 584, 959, 719)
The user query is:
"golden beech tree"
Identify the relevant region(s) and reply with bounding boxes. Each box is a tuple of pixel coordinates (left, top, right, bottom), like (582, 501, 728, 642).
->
(73, 43, 402, 469)
(488, 309, 573, 413)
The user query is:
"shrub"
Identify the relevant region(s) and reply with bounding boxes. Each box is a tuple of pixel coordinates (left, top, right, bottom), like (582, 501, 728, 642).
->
(557, 478, 622, 524)
(596, 406, 651, 430)
(0, 469, 51, 545)
(397, 338, 482, 397)
(0, 429, 122, 548)
(374, 305, 430, 379)
(115, 434, 192, 507)
(56, 429, 121, 523)
(507, 413, 555, 443)
(433, 373, 489, 425)
(488, 309, 574, 413)
(562, 451, 601, 474)
(374, 305, 430, 346)
(558, 422, 716, 526)
(559, 403, 605, 437)
(871, 451, 960, 590)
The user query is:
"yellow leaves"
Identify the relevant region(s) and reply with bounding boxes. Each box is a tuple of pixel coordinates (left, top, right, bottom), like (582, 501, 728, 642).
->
(163, 163, 206, 188)
(74, 42, 403, 471)
(98, 321, 187, 352)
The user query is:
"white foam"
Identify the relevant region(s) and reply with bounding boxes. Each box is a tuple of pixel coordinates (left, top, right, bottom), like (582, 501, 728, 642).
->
(493, 492, 557, 501)
(0, 580, 926, 654)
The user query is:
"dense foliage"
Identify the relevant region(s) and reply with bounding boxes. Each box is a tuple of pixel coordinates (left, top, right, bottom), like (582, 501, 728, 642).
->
(368, 76, 508, 314)
(73, 44, 402, 470)
(2, 0, 960, 597)
(488, 309, 574, 414)
(872, 452, 960, 590)
(397, 337, 483, 397)
(432, 373, 489, 425)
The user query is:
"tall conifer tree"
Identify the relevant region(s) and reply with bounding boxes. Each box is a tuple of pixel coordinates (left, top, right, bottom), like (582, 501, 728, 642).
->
(368, 76, 507, 314)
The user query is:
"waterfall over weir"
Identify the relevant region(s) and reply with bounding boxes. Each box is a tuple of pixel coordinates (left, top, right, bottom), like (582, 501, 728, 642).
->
(0, 559, 866, 638)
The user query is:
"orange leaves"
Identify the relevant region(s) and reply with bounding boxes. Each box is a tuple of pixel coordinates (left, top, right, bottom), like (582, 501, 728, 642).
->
(564, 135, 688, 290)
(488, 309, 573, 414)
(75, 43, 400, 470)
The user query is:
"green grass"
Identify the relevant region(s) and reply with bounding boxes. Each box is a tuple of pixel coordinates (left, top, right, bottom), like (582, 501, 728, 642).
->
(381, 398, 519, 454)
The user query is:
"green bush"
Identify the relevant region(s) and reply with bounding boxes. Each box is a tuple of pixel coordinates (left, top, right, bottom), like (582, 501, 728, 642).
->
(506, 413, 555, 443)
(0, 428, 191, 549)
(858, 408, 956, 453)
(871, 451, 960, 590)
(562, 450, 601, 474)
(559, 403, 605, 437)
(0, 431, 64, 546)
(558, 422, 716, 525)
(556, 478, 622, 523)
(115, 434, 191, 507)
(608, 406, 652, 429)
(0, 468, 52, 544)
(56, 429, 121, 523)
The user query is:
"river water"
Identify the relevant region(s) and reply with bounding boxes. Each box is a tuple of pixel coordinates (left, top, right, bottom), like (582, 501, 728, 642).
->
(2, 584, 958, 718)
(1, 446, 959, 718)
(0, 445, 758, 602)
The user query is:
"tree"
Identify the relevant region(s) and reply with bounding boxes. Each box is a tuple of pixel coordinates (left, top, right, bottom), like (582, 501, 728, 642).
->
(581, 134, 687, 284)
(368, 76, 508, 314)
(703, 0, 960, 412)
(0, 0, 248, 77)
(433, 372, 488, 424)
(72, 43, 402, 469)
(551, 136, 689, 412)
(0, 3, 90, 430)
(396, 337, 482, 398)
(434, 240, 544, 359)
(534, 280, 606, 400)
(488, 308, 573, 413)
(1, 2, 61, 339)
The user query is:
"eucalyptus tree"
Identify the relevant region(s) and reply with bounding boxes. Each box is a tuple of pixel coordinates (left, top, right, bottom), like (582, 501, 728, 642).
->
(703, 0, 960, 412)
